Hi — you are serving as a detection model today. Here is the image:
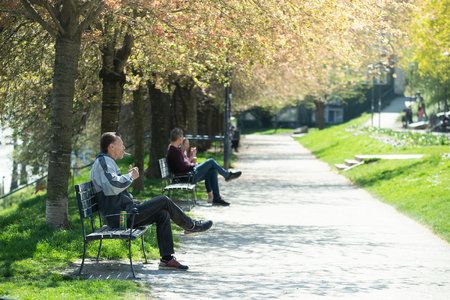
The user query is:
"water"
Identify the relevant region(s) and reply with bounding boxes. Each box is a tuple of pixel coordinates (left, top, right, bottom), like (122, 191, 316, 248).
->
(0, 126, 96, 196)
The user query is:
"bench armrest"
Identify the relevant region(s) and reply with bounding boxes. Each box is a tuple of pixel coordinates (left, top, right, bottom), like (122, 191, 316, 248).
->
(172, 171, 195, 183)
(104, 207, 140, 232)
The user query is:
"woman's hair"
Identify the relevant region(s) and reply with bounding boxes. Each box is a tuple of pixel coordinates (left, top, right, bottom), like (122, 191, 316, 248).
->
(170, 128, 184, 142)
(100, 132, 120, 153)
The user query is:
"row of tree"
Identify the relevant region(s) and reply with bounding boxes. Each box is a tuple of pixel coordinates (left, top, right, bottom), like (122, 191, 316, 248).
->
(0, 1, 421, 228)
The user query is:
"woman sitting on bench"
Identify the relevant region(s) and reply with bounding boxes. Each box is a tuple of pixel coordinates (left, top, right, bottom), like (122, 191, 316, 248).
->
(166, 128, 242, 206)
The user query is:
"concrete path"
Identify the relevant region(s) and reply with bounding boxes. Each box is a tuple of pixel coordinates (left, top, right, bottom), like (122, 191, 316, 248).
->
(84, 135, 450, 299)
(366, 96, 407, 129)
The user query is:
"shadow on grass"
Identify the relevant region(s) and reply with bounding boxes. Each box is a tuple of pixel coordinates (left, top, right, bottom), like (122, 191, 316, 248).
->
(0, 196, 56, 276)
(310, 142, 339, 158)
(352, 160, 426, 188)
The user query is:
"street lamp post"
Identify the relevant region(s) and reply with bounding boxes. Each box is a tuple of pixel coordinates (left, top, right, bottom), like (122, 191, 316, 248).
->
(372, 77, 375, 127)
(367, 64, 375, 126)
(369, 61, 389, 128)
(378, 73, 381, 128)
(223, 77, 232, 169)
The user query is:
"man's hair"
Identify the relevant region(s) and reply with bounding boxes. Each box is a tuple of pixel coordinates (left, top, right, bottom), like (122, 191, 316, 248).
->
(100, 132, 120, 153)
(170, 128, 184, 142)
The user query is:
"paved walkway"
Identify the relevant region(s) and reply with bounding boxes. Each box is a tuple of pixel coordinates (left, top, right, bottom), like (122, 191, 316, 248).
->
(82, 135, 450, 299)
(365, 96, 407, 129)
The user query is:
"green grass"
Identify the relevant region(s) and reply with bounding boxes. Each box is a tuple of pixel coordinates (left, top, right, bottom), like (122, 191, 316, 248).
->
(0, 149, 233, 299)
(242, 127, 295, 135)
(296, 114, 450, 242)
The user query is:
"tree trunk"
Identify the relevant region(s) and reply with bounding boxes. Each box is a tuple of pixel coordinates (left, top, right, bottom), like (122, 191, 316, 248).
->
(147, 81, 171, 178)
(314, 99, 326, 130)
(171, 82, 186, 130)
(10, 135, 18, 191)
(10, 159, 18, 191)
(197, 96, 217, 151)
(46, 36, 81, 228)
(171, 78, 197, 134)
(19, 163, 27, 186)
(186, 85, 198, 135)
(132, 85, 145, 192)
(100, 33, 133, 133)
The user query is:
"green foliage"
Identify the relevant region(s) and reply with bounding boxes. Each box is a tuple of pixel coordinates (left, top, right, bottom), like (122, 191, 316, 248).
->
(410, 0, 449, 85)
(297, 114, 450, 242)
(401, 0, 449, 106)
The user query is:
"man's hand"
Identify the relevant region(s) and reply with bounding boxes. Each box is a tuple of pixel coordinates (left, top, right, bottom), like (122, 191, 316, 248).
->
(128, 167, 140, 180)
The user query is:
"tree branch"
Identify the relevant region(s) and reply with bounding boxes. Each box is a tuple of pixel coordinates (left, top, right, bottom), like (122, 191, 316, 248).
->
(0, 8, 27, 18)
(115, 32, 134, 70)
(20, 0, 57, 37)
(79, 0, 98, 16)
(77, 1, 104, 35)
(41, 0, 65, 34)
(0, 21, 33, 52)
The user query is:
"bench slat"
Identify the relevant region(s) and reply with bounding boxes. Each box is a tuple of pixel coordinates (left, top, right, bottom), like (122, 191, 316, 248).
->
(86, 225, 149, 241)
(164, 183, 196, 191)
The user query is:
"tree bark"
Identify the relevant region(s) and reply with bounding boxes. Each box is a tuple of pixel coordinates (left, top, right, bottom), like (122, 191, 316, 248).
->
(185, 85, 198, 135)
(46, 36, 81, 229)
(10, 159, 18, 191)
(19, 163, 27, 186)
(132, 85, 145, 192)
(171, 82, 186, 130)
(197, 96, 218, 151)
(10, 135, 18, 191)
(314, 99, 326, 130)
(147, 81, 171, 178)
(100, 33, 133, 133)
(171, 78, 197, 134)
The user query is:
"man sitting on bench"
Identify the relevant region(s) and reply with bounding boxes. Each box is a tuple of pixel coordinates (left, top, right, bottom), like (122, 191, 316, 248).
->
(90, 132, 213, 270)
(166, 128, 242, 206)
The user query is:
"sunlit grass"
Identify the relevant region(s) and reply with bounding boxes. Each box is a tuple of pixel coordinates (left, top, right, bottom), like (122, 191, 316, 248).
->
(242, 127, 295, 135)
(0, 149, 233, 299)
(296, 114, 450, 242)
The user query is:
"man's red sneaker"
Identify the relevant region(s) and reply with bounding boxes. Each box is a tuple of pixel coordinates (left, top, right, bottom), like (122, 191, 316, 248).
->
(159, 257, 189, 271)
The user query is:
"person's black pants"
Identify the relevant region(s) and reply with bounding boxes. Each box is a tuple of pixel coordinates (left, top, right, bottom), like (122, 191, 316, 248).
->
(132, 195, 194, 257)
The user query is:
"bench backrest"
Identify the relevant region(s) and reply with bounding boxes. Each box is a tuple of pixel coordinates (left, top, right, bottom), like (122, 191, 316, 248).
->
(158, 158, 171, 180)
(75, 181, 101, 235)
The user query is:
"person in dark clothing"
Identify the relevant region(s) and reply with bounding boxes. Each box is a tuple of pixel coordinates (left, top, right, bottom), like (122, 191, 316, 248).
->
(231, 126, 240, 152)
(166, 128, 242, 206)
(402, 106, 413, 128)
(91, 132, 213, 270)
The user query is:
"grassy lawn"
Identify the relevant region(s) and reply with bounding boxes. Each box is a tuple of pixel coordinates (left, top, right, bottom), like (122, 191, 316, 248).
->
(296, 115, 450, 242)
(241, 127, 295, 135)
(0, 150, 230, 299)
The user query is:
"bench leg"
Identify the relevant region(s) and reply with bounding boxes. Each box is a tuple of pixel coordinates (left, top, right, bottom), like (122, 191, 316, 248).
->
(78, 240, 87, 276)
(128, 238, 136, 279)
(141, 235, 148, 264)
(189, 189, 194, 209)
(96, 239, 103, 262)
(193, 187, 198, 206)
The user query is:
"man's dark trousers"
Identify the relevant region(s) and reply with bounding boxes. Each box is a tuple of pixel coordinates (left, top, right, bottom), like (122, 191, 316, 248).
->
(132, 195, 194, 257)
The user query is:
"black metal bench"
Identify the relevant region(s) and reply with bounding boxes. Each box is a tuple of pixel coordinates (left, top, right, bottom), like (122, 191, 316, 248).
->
(158, 158, 197, 208)
(184, 134, 224, 152)
(184, 134, 224, 141)
(75, 181, 150, 279)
